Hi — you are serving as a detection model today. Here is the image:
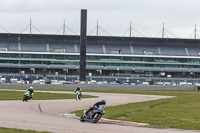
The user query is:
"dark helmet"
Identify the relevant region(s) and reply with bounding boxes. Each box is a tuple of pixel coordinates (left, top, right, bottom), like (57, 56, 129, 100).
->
(101, 100, 106, 104)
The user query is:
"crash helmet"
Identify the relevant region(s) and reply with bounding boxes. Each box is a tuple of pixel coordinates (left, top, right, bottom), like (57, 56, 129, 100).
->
(101, 100, 106, 104)
(30, 86, 33, 89)
(77, 87, 81, 90)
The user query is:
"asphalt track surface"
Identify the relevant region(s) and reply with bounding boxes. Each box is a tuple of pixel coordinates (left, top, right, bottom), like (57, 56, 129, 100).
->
(0, 90, 199, 133)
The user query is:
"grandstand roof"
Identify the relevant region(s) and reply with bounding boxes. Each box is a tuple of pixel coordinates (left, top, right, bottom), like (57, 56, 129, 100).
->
(1, 33, 200, 46)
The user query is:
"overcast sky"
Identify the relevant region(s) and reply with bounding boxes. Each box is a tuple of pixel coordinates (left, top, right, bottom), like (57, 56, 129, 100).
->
(0, 0, 200, 38)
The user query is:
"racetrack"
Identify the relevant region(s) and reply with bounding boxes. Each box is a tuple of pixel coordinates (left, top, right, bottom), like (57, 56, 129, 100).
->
(0, 90, 199, 133)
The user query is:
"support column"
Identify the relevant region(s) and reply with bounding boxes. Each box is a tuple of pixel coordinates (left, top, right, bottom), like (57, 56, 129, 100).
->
(18, 36, 21, 51)
(79, 9, 87, 82)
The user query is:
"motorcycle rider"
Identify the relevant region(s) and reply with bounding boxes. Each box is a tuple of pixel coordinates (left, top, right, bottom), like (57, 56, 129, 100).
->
(74, 87, 82, 100)
(27, 86, 34, 98)
(84, 100, 106, 117)
(74, 87, 82, 94)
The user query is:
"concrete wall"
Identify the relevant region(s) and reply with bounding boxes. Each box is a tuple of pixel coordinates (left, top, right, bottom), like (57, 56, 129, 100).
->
(0, 84, 197, 91)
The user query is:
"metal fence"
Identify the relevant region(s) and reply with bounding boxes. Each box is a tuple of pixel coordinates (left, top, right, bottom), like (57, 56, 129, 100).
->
(0, 84, 197, 91)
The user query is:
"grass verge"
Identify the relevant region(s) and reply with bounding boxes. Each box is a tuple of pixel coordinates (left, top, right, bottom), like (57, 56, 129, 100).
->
(0, 90, 96, 100)
(72, 90, 200, 130)
(1, 89, 200, 130)
(0, 127, 50, 133)
(0, 89, 96, 133)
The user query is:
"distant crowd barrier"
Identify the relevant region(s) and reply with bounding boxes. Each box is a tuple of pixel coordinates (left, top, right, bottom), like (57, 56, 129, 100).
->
(0, 84, 197, 90)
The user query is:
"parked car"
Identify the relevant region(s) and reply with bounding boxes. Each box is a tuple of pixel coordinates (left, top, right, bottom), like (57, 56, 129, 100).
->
(32, 80, 40, 84)
(122, 82, 129, 85)
(163, 82, 171, 85)
(39, 79, 45, 84)
(87, 80, 97, 85)
(156, 82, 163, 85)
(10, 78, 18, 84)
(109, 81, 120, 85)
(17, 80, 25, 84)
(62, 81, 74, 84)
(51, 80, 60, 84)
(96, 81, 108, 85)
(0, 78, 6, 84)
(74, 80, 79, 84)
(179, 82, 192, 86)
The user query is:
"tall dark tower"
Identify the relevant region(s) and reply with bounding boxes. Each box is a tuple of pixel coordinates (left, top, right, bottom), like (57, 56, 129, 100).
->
(79, 9, 87, 82)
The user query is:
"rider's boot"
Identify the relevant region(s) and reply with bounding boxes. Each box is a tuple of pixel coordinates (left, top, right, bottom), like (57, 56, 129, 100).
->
(83, 110, 86, 117)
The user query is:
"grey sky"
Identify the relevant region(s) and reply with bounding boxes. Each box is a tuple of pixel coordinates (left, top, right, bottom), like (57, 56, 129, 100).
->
(0, 0, 200, 38)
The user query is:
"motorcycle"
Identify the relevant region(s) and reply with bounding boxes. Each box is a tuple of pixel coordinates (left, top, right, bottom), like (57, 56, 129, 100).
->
(80, 105, 105, 123)
(23, 91, 31, 102)
(75, 91, 82, 100)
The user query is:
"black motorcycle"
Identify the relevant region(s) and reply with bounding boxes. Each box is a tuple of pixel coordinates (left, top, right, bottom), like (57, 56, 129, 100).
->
(80, 105, 105, 123)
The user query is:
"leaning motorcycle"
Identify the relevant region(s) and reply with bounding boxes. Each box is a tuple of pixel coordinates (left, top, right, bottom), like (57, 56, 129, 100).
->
(75, 91, 82, 100)
(23, 91, 31, 102)
(80, 105, 105, 123)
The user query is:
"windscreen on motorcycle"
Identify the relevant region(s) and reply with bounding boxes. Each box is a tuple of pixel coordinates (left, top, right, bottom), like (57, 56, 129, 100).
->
(99, 105, 105, 110)
(24, 91, 30, 96)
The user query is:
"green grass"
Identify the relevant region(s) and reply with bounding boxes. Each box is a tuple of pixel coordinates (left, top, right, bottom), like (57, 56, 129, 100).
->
(0, 127, 50, 133)
(0, 90, 96, 100)
(0, 88, 74, 91)
(72, 90, 200, 130)
(0, 89, 96, 133)
(1, 88, 200, 130)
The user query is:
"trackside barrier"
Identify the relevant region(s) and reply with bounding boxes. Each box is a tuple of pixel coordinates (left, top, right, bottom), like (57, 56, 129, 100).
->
(0, 84, 197, 90)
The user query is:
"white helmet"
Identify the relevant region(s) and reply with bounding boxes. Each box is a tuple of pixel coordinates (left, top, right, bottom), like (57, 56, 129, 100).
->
(30, 86, 33, 89)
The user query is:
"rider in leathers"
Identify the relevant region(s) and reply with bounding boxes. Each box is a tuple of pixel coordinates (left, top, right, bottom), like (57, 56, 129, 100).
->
(85, 100, 106, 117)
(74, 87, 82, 100)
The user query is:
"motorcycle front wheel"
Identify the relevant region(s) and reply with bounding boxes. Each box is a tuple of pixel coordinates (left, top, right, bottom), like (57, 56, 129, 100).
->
(78, 95, 82, 100)
(92, 113, 102, 123)
(23, 95, 28, 102)
(75, 94, 78, 100)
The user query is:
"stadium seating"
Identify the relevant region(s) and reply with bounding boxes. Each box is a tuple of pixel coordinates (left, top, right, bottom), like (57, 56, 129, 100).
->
(49, 43, 75, 53)
(104, 44, 132, 54)
(21, 42, 46, 52)
(2, 41, 197, 57)
(187, 46, 200, 56)
(133, 45, 159, 55)
(86, 44, 103, 54)
(160, 46, 187, 56)
(0, 42, 18, 51)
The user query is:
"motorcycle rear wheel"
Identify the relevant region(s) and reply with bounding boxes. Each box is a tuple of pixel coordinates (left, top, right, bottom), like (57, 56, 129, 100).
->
(80, 114, 85, 122)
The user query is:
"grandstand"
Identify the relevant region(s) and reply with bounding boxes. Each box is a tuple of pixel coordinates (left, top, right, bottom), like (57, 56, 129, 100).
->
(1, 32, 200, 83)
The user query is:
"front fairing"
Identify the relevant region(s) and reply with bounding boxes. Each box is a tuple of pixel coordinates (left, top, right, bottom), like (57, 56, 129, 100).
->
(96, 105, 105, 114)
(24, 91, 30, 96)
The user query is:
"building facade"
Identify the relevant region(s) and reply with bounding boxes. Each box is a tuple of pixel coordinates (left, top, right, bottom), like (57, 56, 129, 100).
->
(1, 33, 200, 79)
